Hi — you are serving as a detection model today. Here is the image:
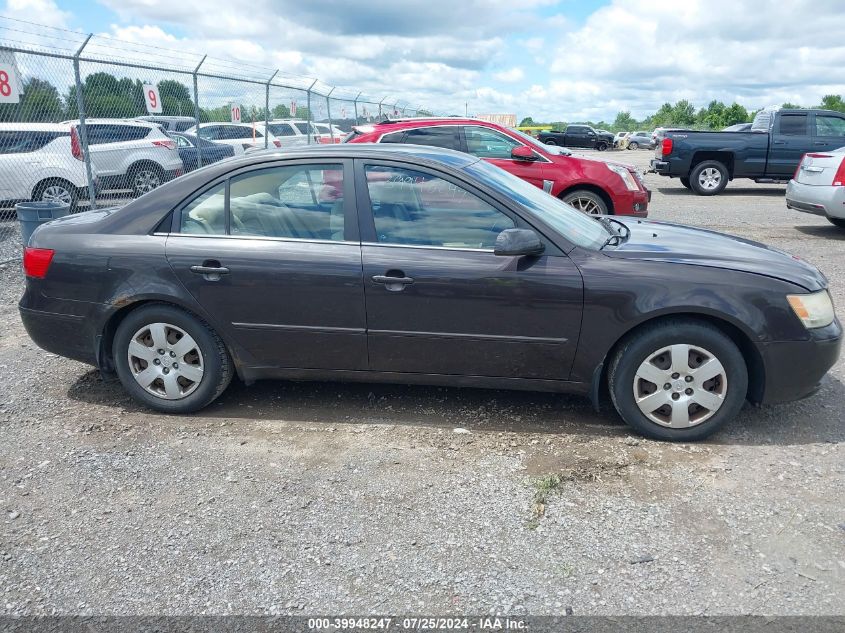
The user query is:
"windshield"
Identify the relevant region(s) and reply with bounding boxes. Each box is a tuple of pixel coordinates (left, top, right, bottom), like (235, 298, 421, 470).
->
(463, 159, 609, 250)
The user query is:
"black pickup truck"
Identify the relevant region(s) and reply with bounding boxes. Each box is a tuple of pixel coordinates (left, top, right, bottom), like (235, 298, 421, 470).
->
(538, 125, 614, 151)
(650, 108, 845, 195)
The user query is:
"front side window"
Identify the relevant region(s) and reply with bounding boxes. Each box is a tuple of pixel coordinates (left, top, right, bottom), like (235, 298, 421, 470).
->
(173, 135, 192, 148)
(197, 126, 218, 140)
(225, 126, 261, 140)
(293, 123, 311, 135)
(230, 164, 344, 240)
(779, 113, 808, 136)
(364, 165, 514, 249)
(815, 115, 845, 137)
(402, 126, 461, 150)
(464, 126, 521, 159)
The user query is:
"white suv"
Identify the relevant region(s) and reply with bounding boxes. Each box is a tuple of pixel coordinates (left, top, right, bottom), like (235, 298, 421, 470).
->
(267, 119, 320, 147)
(0, 122, 97, 210)
(66, 119, 184, 197)
(185, 122, 280, 152)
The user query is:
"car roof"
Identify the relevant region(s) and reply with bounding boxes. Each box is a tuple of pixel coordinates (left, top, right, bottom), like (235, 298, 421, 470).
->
(220, 142, 479, 168)
(137, 115, 195, 121)
(62, 118, 160, 127)
(0, 122, 72, 131)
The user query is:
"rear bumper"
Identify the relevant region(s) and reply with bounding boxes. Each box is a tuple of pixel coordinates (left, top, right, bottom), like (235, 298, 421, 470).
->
(756, 320, 842, 404)
(650, 159, 670, 174)
(19, 306, 97, 366)
(786, 180, 845, 220)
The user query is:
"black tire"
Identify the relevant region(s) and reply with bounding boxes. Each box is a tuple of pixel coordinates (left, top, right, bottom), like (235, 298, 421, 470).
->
(608, 319, 748, 441)
(544, 139, 557, 146)
(689, 160, 729, 196)
(113, 303, 233, 413)
(628, 141, 639, 150)
(828, 217, 845, 228)
(680, 177, 691, 189)
(561, 189, 610, 216)
(596, 142, 608, 151)
(128, 163, 165, 198)
(32, 178, 78, 211)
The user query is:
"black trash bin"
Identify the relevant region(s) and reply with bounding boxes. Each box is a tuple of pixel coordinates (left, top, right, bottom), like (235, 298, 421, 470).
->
(15, 201, 70, 246)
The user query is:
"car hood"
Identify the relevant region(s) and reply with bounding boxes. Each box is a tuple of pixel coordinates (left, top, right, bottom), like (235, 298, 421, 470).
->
(603, 220, 827, 291)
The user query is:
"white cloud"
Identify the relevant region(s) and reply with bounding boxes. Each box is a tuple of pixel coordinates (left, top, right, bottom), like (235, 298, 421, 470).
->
(493, 67, 525, 83)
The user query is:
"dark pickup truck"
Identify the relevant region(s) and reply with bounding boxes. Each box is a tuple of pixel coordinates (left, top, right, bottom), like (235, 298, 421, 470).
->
(650, 108, 845, 195)
(538, 125, 614, 151)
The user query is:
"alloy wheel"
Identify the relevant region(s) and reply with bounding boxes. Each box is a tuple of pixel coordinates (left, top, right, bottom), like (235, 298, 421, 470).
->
(632, 344, 727, 428)
(134, 170, 161, 195)
(566, 196, 604, 215)
(40, 184, 73, 205)
(127, 322, 204, 400)
(697, 167, 722, 190)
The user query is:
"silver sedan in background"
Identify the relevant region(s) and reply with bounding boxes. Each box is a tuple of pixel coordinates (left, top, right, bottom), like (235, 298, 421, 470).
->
(786, 147, 845, 229)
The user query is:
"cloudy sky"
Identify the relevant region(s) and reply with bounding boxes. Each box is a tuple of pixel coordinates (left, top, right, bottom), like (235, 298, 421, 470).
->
(2, 0, 845, 121)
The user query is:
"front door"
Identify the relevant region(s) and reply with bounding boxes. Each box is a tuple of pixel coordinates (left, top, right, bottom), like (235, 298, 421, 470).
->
(463, 125, 550, 190)
(356, 160, 583, 381)
(165, 159, 367, 370)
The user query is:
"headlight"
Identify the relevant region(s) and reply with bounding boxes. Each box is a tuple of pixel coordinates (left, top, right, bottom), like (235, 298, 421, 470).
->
(787, 290, 835, 329)
(606, 163, 640, 191)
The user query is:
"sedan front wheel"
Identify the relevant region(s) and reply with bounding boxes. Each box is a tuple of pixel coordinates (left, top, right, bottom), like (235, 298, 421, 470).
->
(608, 319, 748, 441)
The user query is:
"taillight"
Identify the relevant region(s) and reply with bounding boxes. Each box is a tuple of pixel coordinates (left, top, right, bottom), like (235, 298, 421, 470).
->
(794, 154, 806, 180)
(70, 126, 82, 161)
(152, 140, 176, 150)
(23, 247, 54, 278)
(273, 140, 282, 148)
(834, 157, 845, 186)
(661, 138, 673, 156)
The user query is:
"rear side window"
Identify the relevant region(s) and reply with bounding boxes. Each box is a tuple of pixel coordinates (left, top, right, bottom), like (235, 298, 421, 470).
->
(814, 115, 845, 137)
(268, 123, 295, 137)
(180, 183, 226, 235)
(402, 127, 461, 150)
(294, 123, 310, 134)
(224, 126, 261, 139)
(197, 126, 219, 140)
(379, 131, 406, 144)
(0, 131, 65, 153)
(778, 113, 809, 136)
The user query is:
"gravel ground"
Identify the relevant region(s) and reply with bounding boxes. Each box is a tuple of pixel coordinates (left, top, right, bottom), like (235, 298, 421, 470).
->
(0, 151, 843, 616)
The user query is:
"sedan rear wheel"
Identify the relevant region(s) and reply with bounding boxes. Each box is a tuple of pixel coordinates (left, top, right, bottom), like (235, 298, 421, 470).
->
(608, 319, 747, 441)
(561, 190, 609, 216)
(114, 304, 232, 413)
(628, 141, 639, 150)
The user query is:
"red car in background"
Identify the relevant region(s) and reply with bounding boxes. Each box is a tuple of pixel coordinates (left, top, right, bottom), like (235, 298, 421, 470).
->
(345, 118, 649, 216)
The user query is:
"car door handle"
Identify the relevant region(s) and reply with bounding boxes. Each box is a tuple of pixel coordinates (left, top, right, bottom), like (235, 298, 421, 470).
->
(813, 141, 828, 145)
(772, 140, 786, 145)
(372, 275, 414, 284)
(191, 262, 229, 281)
(191, 265, 230, 275)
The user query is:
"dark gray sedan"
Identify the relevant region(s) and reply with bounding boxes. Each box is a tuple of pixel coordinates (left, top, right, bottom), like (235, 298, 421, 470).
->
(19, 144, 841, 441)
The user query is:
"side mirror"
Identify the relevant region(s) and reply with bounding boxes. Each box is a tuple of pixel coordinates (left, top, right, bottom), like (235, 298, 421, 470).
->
(510, 146, 537, 162)
(494, 228, 544, 257)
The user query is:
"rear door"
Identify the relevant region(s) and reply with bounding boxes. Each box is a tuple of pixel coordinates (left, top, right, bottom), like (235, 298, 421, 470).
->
(768, 112, 812, 177)
(462, 125, 550, 190)
(165, 158, 367, 370)
(811, 112, 845, 153)
(356, 159, 583, 380)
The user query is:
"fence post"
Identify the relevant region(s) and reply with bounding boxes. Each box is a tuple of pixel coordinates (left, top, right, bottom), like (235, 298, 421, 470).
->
(72, 34, 97, 211)
(265, 70, 278, 149)
(378, 97, 386, 120)
(192, 55, 206, 168)
(353, 92, 361, 125)
(306, 79, 317, 145)
(325, 87, 335, 143)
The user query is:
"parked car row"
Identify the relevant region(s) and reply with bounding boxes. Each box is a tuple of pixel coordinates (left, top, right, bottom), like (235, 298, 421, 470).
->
(0, 117, 339, 209)
(346, 117, 650, 217)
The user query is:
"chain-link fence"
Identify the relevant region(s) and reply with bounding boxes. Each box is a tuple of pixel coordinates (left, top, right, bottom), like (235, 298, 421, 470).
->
(0, 17, 435, 262)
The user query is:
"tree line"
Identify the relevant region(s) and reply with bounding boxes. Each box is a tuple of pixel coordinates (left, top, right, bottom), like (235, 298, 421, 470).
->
(0, 72, 314, 123)
(519, 94, 845, 132)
